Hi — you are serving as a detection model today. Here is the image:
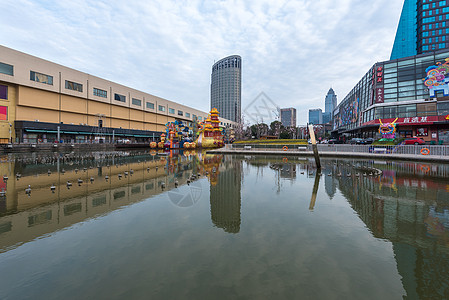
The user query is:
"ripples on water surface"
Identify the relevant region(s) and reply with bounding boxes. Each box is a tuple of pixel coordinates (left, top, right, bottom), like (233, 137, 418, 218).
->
(0, 150, 448, 299)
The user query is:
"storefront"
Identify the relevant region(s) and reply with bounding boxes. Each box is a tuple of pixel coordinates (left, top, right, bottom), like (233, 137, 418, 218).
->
(333, 49, 449, 144)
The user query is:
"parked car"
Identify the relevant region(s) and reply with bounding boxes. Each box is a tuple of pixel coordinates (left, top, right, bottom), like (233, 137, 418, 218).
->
(362, 137, 374, 145)
(404, 137, 425, 145)
(328, 139, 344, 144)
(349, 138, 364, 144)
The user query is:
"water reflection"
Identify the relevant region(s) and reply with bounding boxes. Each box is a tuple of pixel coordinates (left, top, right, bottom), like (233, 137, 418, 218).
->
(0, 150, 207, 252)
(328, 159, 449, 299)
(209, 155, 242, 233)
(1, 152, 449, 298)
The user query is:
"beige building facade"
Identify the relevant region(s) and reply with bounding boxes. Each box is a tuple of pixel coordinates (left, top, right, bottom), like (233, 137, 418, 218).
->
(0, 45, 237, 143)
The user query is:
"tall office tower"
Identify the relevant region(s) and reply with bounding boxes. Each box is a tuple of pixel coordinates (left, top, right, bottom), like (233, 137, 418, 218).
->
(280, 108, 297, 127)
(210, 55, 242, 123)
(391, 0, 449, 60)
(323, 88, 337, 124)
(309, 108, 323, 124)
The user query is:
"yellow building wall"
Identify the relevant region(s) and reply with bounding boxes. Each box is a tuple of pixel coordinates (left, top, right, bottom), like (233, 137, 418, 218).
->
(87, 101, 110, 126)
(111, 105, 129, 120)
(111, 118, 129, 129)
(144, 112, 157, 123)
(130, 109, 144, 122)
(144, 123, 157, 131)
(0, 82, 16, 143)
(156, 124, 166, 131)
(88, 101, 110, 117)
(61, 95, 87, 115)
(60, 112, 87, 125)
(130, 121, 143, 130)
(17, 86, 59, 110)
(16, 106, 59, 123)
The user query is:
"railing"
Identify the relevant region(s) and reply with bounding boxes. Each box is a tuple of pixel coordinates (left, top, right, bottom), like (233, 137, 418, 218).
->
(315, 144, 449, 157)
(232, 144, 308, 151)
(231, 143, 449, 157)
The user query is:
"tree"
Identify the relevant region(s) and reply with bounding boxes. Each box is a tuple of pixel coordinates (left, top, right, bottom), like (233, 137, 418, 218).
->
(269, 121, 283, 138)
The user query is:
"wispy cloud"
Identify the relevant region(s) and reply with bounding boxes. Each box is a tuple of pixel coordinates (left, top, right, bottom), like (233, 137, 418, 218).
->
(0, 0, 403, 123)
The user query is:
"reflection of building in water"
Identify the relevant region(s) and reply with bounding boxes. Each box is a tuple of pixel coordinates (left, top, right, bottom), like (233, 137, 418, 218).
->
(323, 168, 336, 199)
(280, 164, 296, 181)
(0, 151, 197, 252)
(336, 165, 449, 299)
(209, 157, 242, 233)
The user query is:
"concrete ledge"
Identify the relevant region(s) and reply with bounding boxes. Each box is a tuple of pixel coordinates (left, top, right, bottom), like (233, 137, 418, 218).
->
(207, 149, 449, 163)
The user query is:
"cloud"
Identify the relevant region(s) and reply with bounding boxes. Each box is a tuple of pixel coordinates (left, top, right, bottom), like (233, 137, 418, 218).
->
(0, 0, 403, 123)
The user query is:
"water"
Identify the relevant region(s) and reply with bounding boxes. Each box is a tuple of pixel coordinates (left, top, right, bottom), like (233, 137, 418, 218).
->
(0, 151, 448, 299)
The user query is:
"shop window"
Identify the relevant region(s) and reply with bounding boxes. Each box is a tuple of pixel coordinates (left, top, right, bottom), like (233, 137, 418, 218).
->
(93, 88, 107, 98)
(417, 103, 437, 116)
(132, 98, 141, 106)
(0, 62, 13, 76)
(114, 93, 126, 102)
(0, 106, 7, 120)
(30, 71, 53, 85)
(65, 80, 83, 92)
(0, 85, 7, 100)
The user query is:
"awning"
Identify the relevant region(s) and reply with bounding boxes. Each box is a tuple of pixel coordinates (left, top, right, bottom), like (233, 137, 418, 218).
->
(25, 129, 58, 133)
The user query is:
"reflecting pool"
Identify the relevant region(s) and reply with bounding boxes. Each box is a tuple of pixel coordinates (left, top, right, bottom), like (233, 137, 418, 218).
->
(0, 151, 448, 299)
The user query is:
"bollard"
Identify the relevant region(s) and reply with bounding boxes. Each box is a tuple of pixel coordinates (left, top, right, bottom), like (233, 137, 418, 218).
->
(308, 125, 321, 169)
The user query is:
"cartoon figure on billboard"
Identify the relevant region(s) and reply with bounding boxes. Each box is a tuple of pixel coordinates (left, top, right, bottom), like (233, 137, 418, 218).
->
(423, 58, 449, 97)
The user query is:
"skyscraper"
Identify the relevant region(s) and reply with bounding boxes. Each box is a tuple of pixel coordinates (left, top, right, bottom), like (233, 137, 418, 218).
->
(308, 108, 322, 125)
(391, 0, 449, 60)
(323, 88, 337, 124)
(280, 108, 297, 127)
(210, 55, 242, 123)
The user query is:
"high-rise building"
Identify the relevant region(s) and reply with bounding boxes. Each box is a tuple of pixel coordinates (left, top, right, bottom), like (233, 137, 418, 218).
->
(210, 55, 242, 123)
(323, 88, 337, 124)
(308, 109, 322, 125)
(280, 108, 297, 127)
(391, 0, 449, 60)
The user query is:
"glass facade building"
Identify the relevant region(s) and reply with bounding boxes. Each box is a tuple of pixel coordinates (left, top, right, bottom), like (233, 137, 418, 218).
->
(333, 49, 449, 143)
(324, 88, 337, 124)
(280, 108, 297, 127)
(210, 55, 242, 123)
(391, 0, 449, 60)
(309, 109, 323, 125)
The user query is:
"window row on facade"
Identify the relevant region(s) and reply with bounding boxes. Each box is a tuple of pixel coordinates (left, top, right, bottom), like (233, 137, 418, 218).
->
(1, 61, 217, 123)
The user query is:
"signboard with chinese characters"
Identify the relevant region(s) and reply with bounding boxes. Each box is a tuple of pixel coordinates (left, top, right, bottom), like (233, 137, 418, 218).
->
(363, 116, 439, 126)
(375, 87, 384, 104)
(373, 65, 384, 103)
(446, 115, 449, 120)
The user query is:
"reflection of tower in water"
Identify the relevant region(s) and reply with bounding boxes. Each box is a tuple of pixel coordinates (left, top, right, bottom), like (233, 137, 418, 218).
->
(209, 158, 242, 233)
(324, 168, 336, 199)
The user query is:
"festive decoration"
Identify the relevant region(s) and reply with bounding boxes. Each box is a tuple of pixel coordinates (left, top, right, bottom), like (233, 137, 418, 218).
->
(150, 108, 224, 149)
(195, 108, 225, 148)
(378, 118, 398, 140)
(423, 58, 449, 97)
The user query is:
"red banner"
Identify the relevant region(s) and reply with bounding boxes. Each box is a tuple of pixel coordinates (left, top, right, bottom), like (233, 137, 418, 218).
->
(363, 116, 441, 126)
(375, 87, 384, 104)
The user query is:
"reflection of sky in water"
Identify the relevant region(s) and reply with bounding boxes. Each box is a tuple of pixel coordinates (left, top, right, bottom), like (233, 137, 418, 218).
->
(1, 155, 449, 299)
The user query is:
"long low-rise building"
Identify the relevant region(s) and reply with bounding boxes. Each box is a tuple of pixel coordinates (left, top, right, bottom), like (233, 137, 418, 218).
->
(332, 49, 449, 143)
(0, 45, 237, 144)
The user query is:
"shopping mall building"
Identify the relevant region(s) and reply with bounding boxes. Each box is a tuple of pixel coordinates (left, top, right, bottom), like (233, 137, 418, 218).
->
(332, 49, 449, 143)
(0, 45, 237, 144)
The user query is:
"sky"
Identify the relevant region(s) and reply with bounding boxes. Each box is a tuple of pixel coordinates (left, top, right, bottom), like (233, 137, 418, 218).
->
(0, 0, 404, 125)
